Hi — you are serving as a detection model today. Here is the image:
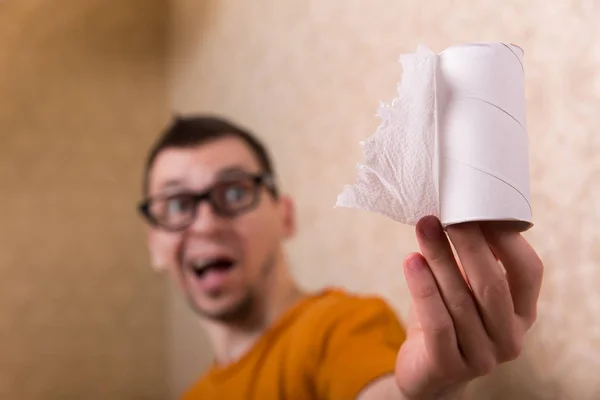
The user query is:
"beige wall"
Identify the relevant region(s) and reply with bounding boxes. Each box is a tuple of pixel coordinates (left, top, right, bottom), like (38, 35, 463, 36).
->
(169, 0, 600, 399)
(3, 1, 599, 399)
(0, 1, 168, 399)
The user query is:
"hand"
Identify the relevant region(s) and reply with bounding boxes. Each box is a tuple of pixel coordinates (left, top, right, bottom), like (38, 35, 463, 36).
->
(394, 216, 543, 400)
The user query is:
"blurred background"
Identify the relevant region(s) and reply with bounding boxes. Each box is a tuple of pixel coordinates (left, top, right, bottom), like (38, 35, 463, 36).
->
(1, 0, 599, 399)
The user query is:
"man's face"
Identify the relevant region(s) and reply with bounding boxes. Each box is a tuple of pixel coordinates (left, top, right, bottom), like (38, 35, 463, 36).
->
(145, 136, 294, 321)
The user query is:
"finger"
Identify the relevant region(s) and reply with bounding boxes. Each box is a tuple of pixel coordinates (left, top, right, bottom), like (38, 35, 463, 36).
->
(416, 217, 492, 369)
(481, 224, 543, 327)
(405, 300, 421, 334)
(447, 222, 518, 361)
(403, 252, 464, 372)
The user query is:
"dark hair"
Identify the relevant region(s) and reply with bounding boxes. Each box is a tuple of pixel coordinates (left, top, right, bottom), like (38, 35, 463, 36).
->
(142, 115, 278, 196)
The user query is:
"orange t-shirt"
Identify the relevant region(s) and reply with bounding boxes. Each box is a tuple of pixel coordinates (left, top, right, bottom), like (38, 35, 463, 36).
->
(182, 289, 406, 400)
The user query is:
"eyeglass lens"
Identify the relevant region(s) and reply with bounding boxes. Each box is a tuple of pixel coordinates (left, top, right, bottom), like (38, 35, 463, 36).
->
(147, 177, 261, 228)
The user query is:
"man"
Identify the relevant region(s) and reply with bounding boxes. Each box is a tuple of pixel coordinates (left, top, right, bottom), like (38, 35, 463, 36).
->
(139, 115, 543, 400)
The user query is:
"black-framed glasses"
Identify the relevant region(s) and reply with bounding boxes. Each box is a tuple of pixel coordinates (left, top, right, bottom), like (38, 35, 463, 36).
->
(138, 173, 276, 231)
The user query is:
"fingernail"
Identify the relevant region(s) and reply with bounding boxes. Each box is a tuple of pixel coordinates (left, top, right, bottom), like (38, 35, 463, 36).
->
(421, 217, 442, 239)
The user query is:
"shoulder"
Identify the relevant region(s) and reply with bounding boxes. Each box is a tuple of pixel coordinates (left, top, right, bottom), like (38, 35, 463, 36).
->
(180, 374, 211, 400)
(304, 289, 406, 399)
(298, 288, 406, 346)
(301, 288, 403, 326)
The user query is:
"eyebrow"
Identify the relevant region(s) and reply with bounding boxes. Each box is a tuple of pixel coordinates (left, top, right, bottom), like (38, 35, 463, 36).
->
(155, 166, 257, 193)
(158, 179, 184, 191)
(215, 165, 257, 180)
(153, 180, 187, 198)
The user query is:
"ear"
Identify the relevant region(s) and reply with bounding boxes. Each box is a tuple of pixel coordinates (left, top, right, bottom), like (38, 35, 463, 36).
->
(278, 194, 296, 239)
(147, 228, 168, 272)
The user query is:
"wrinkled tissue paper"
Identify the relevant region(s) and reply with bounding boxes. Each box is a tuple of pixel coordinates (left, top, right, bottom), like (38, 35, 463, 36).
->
(336, 42, 532, 231)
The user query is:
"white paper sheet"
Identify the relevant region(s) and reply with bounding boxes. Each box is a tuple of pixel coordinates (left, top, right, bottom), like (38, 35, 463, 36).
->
(336, 42, 533, 230)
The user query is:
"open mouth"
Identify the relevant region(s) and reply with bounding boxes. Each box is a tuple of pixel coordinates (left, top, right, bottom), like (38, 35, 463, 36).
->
(190, 257, 236, 278)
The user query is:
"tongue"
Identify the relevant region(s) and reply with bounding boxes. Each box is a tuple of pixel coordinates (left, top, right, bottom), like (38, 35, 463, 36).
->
(198, 266, 231, 291)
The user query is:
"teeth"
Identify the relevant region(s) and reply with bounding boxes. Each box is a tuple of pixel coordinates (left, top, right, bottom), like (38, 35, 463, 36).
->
(192, 262, 209, 271)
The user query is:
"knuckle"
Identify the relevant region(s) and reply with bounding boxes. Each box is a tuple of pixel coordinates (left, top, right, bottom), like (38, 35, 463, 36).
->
(446, 291, 474, 314)
(498, 336, 523, 362)
(432, 357, 464, 380)
(414, 281, 439, 301)
(519, 304, 539, 330)
(526, 308, 539, 326)
(429, 317, 455, 337)
(480, 277, 510, 302)
(529, 256, 544, 283)
(470, 355, 497, 377)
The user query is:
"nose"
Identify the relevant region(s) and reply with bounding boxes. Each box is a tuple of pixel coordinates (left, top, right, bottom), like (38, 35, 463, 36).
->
(187, 201, 224, 234)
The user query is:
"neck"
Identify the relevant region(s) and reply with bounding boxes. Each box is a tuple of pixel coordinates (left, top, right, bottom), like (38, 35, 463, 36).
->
(201, 250, 305, 365)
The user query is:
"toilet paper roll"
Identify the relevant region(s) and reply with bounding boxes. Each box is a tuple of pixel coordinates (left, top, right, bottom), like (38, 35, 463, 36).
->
(336, 42, 532, 231)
